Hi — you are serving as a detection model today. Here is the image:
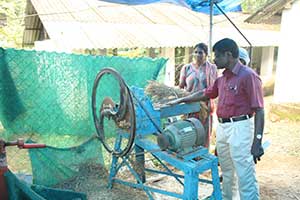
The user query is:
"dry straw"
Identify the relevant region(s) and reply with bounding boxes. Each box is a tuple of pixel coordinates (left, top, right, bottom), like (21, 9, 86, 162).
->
(144, 81, 208, 122)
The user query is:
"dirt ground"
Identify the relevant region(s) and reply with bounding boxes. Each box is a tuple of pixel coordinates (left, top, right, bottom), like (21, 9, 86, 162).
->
(256, 96, 300, 200)
(257, 123, 300, 198)
(5, 96, 300, 199)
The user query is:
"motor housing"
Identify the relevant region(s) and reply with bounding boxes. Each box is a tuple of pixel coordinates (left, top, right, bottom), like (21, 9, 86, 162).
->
(157, 118, 206, 154)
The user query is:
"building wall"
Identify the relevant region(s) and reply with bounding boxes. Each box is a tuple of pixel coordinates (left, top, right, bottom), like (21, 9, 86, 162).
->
(161, 47, 175, 86)
(274, 0, 300, 103)
(260, 46, 275, 80)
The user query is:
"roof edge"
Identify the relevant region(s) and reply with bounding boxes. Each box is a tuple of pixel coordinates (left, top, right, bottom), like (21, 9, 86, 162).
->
(245, 0, 295, 24)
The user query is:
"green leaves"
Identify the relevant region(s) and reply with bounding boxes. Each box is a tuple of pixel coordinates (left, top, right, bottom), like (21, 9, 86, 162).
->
(0, 0, 26, 48)
(241, 0, 271, 14)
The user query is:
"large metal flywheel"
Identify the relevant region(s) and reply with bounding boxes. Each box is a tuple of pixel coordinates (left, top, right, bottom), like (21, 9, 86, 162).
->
(92, 68, 136, 157)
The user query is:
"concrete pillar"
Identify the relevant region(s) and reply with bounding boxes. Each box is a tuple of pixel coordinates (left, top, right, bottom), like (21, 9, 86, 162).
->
(160, 47, 175, 86)
(274, 0, 300, 103)
(260, 46, 274, 80)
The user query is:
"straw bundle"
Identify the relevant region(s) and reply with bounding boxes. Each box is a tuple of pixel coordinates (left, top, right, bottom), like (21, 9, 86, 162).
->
(144, 81, 208, 121)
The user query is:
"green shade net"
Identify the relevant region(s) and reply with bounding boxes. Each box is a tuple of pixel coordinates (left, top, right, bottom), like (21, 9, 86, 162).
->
(4, 170, 87, 200)
(0, 48, 166, 137)
(28, 137, 103, 186)
(0, 47, 167, 193)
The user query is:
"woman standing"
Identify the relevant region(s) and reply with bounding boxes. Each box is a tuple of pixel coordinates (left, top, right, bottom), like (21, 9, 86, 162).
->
(179, 43, 218, 147)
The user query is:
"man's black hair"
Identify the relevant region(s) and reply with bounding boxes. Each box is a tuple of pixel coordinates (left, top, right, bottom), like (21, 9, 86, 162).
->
(194, 43, 208, 55)
(212, 38, 239, 58)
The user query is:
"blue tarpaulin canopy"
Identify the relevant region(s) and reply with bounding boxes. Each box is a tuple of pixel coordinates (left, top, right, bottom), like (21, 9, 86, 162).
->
(98, 0, 243, 15)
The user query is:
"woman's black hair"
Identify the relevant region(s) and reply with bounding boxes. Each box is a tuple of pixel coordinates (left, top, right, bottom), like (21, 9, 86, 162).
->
(194, 43, 208, 55)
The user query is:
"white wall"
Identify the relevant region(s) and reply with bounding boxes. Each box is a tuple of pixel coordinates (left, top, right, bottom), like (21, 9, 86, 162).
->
(260, 46, 274, 80)
(274, 0, 300, 103)
(34, 40, 73, 53)
(161, 47, 175, 86)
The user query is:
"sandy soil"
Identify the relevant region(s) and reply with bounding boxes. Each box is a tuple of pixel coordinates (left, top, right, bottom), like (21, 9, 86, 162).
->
(257, 120, 300, 200)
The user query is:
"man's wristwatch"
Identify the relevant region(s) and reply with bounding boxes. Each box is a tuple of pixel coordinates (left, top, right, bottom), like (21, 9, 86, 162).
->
(256, 134, 262, 140)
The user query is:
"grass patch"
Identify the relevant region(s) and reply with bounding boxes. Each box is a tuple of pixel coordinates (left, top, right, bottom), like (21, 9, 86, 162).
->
(270, 103, 300, 122)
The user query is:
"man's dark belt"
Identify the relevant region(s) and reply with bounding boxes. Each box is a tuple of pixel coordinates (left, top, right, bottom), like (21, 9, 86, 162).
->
(218, 114, 253, 123)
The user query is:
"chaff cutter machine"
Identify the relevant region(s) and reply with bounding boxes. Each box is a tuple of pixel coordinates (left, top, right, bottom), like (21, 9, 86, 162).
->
(92, 68, 221, 200)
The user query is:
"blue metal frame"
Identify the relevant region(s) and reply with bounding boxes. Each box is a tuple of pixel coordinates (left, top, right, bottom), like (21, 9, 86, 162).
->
(108, 87, 222, 199)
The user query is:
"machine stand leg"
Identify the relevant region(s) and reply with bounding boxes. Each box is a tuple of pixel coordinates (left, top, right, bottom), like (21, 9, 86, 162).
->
(108, 156, 118, 189)
(135, 145, 145, 183)
(183, 170, 198, 200)
(211, 160, 222, 200)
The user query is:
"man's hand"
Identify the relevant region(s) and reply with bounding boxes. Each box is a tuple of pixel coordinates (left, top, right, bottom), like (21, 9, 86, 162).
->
(166, 98, 183, 106)
(251, 139, 264, 164)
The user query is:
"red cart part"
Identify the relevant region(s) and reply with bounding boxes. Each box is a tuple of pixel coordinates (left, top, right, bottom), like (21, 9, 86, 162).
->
(23, 143, 46, 149)
(0, 139, 9, 200)
(0, 139, 46, 200)
(0, 167, 8, 200)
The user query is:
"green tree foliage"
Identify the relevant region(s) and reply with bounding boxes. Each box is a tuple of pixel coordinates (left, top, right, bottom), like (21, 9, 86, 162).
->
(0, 0, 26, 48)
(241, 0, 272, 14)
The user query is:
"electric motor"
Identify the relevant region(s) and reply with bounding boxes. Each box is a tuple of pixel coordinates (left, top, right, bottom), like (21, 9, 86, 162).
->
(157, 118, 206, 154)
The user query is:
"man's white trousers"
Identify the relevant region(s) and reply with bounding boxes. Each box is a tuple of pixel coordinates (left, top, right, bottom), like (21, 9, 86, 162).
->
(216, 118, 259, 200)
